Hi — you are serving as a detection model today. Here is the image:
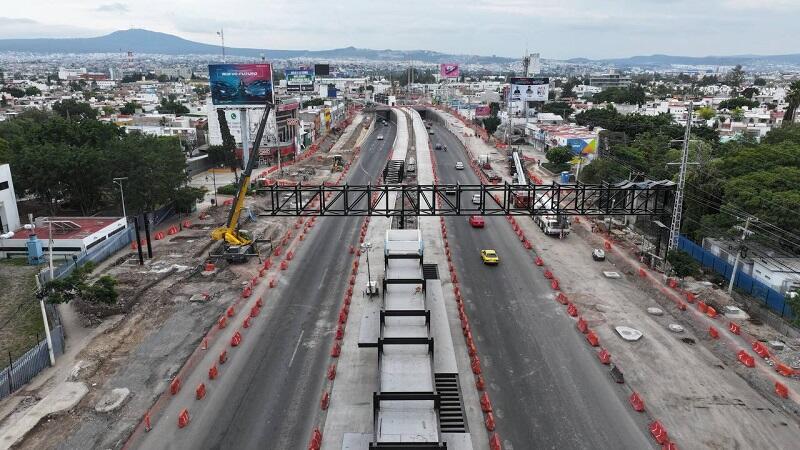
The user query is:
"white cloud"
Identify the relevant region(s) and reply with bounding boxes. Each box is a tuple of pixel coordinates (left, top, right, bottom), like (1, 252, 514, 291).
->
(96, 3, 130, 13)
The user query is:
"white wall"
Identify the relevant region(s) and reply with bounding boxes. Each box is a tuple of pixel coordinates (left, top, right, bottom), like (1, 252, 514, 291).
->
(0, 164, 21, 234)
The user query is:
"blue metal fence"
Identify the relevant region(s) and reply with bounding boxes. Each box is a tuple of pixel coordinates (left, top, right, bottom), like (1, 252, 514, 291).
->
(0, 308, 65, 400)
(678, 235, 794, 319)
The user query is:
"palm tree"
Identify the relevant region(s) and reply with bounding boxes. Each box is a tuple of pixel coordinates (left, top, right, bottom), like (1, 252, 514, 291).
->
(783, 80, 800, 126)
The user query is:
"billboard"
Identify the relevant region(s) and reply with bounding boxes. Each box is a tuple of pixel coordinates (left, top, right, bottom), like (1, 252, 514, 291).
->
(508, 77, 549, 102)
(440, 63, 460, 79)
(209, 64, 273, 106)
(475, 105, 492, 118)
(285, 68, 315, 92)
(314, 64, 330, 76)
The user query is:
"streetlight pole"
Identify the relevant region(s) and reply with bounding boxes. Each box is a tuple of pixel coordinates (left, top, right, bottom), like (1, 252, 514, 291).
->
(41, 219, 55, 366)
(361, 242, 373, 295)
(113, 177, 128, 221)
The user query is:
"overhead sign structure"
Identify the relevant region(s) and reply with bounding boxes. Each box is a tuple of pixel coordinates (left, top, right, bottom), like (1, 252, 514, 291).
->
(440, 63, 460, 79)
(209, 63, 274, 106)
(285, 68, 315, 92)
(508, 77, 550, 102)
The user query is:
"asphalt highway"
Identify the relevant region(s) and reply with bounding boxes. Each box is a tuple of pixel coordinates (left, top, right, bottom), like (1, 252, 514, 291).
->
(429, 121, 653, 449)
(136, 118, 395, 450)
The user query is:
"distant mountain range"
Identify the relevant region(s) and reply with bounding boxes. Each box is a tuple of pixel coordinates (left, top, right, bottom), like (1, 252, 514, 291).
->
(568, 54, 800, 67)
(0, 29, 515, 64)
(0, 29, 798, 67)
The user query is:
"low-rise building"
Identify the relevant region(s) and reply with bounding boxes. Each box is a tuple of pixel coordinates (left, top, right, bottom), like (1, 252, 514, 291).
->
(0, 164, 21, 235)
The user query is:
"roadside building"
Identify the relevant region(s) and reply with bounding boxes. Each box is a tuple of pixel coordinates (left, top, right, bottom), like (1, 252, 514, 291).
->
(589, 72, 631, 90)
(0, 164, 21, 235)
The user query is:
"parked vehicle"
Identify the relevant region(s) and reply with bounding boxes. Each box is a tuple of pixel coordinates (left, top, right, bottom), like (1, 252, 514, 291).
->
(407, 157, 416, 173)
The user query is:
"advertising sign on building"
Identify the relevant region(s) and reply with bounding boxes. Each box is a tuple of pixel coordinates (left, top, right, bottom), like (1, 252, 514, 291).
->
(508, 77, 549, 102)
(314, 64, 331, 76)
(440, 63, 460, 79)
(475, 106, 492, 118)
(209, 63, 273, 106)
(285, 68, 315, 92)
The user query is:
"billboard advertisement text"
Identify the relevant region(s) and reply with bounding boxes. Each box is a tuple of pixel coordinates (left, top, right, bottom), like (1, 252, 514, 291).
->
(508, 77, 550, 102)
(209, 64, 273, 106)
(440, 63, 460, 79)
(285, 68, 315, 92)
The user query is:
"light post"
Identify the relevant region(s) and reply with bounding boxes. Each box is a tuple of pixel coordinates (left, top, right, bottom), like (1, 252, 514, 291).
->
(361, 242, 374, 296)
(112, 177, 128, 221)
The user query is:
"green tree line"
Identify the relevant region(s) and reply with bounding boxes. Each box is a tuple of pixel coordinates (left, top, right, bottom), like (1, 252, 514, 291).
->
(0, 109, 204, 215)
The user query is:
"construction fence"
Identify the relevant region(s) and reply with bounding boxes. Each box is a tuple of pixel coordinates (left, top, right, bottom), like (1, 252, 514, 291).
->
(0, 305, 65, 400)
(678, 235, 794, 319)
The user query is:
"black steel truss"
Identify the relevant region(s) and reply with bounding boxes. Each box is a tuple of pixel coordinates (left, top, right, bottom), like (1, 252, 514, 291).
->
(255, 182, 674, 217)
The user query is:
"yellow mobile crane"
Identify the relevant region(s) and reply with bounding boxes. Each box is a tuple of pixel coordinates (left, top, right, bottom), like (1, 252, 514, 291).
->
(211, 102, 272, 262)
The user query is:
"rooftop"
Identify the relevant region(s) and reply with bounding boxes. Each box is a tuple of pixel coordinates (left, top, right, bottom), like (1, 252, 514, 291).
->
(11, 217, 123, 241)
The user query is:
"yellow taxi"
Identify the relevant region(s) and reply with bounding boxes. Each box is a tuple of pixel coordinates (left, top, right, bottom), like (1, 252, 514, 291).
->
(480, 249, 499, 265)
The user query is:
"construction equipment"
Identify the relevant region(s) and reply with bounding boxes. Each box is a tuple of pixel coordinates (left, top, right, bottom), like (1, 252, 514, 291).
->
(211, 101, 273, 262)
(331, 154, 344, 172)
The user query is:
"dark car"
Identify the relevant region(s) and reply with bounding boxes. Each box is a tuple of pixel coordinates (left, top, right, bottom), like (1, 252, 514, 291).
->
(211, 80, 238, 101)
(244, 80, 272, 99)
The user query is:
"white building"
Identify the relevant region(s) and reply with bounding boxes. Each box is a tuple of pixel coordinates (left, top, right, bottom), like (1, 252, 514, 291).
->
(752, 258, 800, 295)
(0, 216, 126, 259)
(0, 164, 21, 235)
(57, 67, 87, 81)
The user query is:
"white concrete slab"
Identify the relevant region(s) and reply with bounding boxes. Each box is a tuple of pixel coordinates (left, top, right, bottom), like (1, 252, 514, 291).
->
(377, 403, 438, 443)
(425, 277, 459, 374)
(342, 433, 373, 450)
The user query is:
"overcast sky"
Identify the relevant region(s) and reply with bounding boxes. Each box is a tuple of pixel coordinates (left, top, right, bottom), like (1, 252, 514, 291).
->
(0, 0, 798, 59)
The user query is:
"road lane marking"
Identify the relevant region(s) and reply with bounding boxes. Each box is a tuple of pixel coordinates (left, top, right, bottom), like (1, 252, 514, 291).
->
(289, 329, 305, 367)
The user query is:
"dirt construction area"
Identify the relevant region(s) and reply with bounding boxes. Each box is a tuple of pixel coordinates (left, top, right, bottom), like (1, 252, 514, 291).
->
(0, 110, 372, 449)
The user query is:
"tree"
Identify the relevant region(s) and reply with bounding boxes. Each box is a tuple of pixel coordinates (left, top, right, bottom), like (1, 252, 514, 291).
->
(696, 106, 716, 121)
(667, 250, 701, 279)
(193, 85, 210, 96)
(157, 94, 189, 115)
(741, 87, 760, 99)
(540, 101, 574, 118)
(545, 146, 573, 165)
(718, 97, 758, 111)
(724, 65, 745, 92)
(482, 116, 501, 135)
(754, 77, 767, 87)
(782, 80, 800, 125)
(120, 101, 141, 115)
(24, 86, 41, 96)
(730, 108, 745, 122)
(1, 86, 25, 98)
(44, 262, 118, 305)
(52, 99, 97, 120)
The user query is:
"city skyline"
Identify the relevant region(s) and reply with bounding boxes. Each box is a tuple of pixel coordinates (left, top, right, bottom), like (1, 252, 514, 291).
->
(1, 0, 799, 59)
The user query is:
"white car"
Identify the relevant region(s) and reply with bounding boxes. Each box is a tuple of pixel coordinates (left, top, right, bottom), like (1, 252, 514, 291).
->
(377, 135, 384, 140)
(472, 194, 481, 205)
(455, 161, 464, 170)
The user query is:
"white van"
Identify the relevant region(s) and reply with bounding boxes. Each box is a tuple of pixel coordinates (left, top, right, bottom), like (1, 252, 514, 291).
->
(407, 157, 416, 173)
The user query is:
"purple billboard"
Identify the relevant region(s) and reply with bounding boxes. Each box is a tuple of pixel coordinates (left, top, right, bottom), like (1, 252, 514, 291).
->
(440, 63, 460, 79)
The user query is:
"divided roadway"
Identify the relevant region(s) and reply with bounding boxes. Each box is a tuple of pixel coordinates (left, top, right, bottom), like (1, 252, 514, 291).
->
(136, 119, 396, 450)
(428, 121, 653, 449)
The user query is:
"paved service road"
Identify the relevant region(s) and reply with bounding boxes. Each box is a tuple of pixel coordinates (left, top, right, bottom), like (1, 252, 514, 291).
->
(429, 121, 653, 449)
(137, 118, 395, 450)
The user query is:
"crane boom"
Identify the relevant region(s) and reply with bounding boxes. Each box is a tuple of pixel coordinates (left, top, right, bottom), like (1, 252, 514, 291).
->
(512, 149, 527, 185)
(211, 102, 273, 245)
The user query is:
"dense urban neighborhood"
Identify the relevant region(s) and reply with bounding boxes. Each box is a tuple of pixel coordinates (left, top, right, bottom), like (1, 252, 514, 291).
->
(0, 16, 799, 450)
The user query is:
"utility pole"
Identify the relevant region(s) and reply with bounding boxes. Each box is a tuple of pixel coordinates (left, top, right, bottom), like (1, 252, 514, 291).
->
(667, 101, 693, 253)
(728, 216, 755, 295)
(113, 177, 128, 221)
(42, 220, 55, 365)
(217, 29, 226, 62)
